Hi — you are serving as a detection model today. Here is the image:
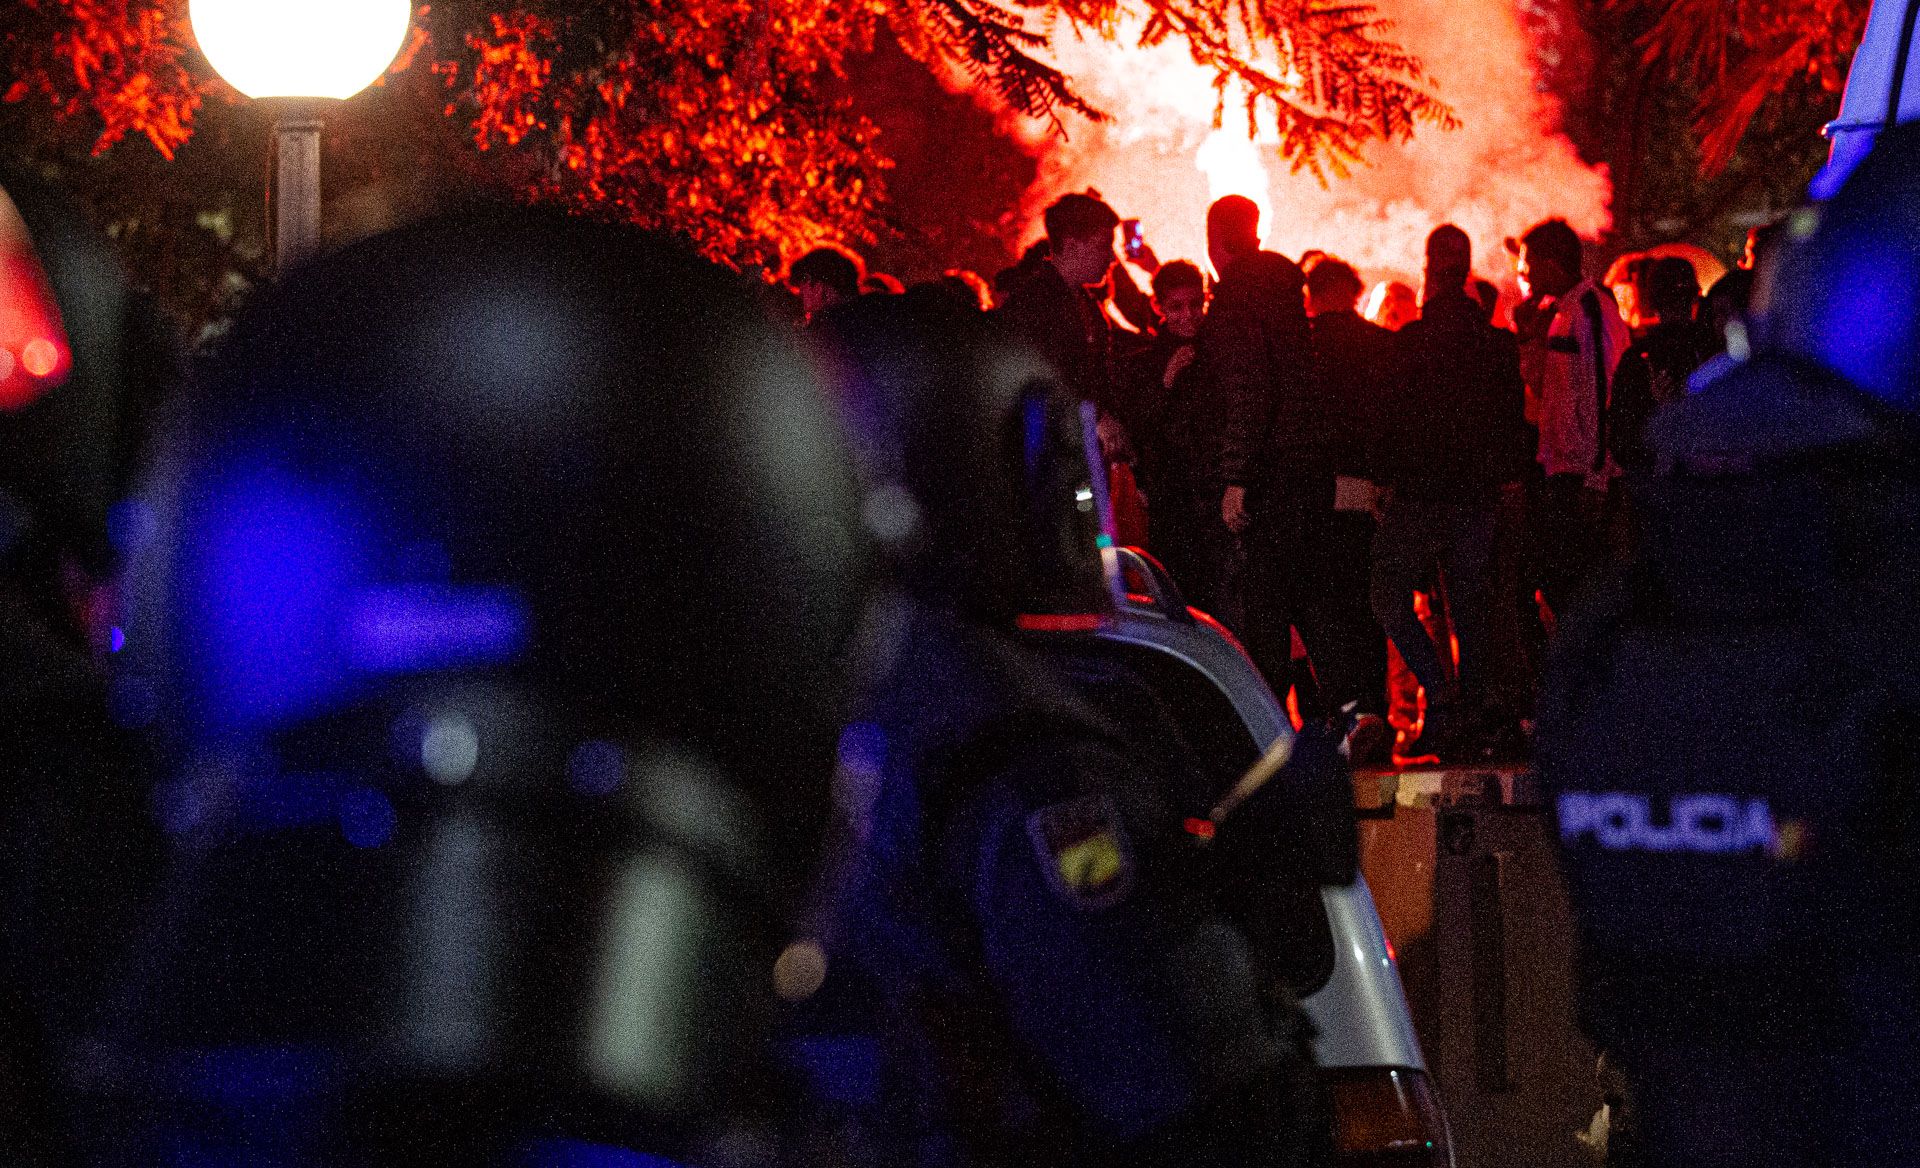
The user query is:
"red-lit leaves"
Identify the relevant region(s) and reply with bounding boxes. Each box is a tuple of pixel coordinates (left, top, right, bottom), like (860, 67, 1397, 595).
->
(2, 0, 205, 159)
(1615, 0, 1871, 174)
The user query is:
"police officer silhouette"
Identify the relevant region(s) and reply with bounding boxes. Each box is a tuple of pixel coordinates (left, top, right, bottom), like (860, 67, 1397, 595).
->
(1538, 122, 1920, 1167)
(816, 293, 1335, 1168)
(66, 209, 872, 1165)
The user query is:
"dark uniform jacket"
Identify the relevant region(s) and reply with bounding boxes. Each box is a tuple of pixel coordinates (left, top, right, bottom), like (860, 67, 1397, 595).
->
(1373, 290, 1529, 502)
(833, 605, 1326, 1168)
(1198, 251, 1316, 487)
(1536, 356, 1920, 1164)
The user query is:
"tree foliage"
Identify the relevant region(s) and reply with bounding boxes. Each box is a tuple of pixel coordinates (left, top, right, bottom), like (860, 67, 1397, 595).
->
(3, 0, 1450, 274)
(1610, 0, 1870, 174)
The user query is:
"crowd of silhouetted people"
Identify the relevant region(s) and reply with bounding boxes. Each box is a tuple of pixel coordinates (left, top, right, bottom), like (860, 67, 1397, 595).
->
(780, 194, 1773, 767)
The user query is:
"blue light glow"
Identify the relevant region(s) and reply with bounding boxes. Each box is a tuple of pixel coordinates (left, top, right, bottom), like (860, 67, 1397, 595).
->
(109, 625, 125, 652)
(836, 721, 887, 778)
(181, 461, 364, 730)
(108, 497, 159, 554)
(344, 584, 529, 675)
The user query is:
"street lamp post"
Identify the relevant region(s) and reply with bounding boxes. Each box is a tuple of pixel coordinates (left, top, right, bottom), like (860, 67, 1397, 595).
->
(188, 0, 415, 273)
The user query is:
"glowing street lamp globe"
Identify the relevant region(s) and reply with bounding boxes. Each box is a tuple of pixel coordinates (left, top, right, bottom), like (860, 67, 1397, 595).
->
(190, 0, 414, 271)
(189, 0, 413, 101)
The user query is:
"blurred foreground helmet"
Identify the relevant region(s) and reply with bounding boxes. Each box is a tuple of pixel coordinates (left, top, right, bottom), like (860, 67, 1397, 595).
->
(104, 209, 869, 1163)
(822, 294, 1109, 627)
(1755, 121, 1920, 415)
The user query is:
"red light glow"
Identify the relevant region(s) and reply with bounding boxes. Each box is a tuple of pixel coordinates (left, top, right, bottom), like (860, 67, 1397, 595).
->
(21, 337, 59, 378)
(1015, 613, 1106, 633)
(0, 190, 71, 410)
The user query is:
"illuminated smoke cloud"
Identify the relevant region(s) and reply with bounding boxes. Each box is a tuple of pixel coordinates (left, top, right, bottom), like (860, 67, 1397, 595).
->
(996, 0, 1611, 289)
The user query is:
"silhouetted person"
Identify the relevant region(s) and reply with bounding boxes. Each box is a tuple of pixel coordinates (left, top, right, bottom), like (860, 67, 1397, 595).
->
(997, 192, 1130, 459)
(1370, 226, 1528, 761)
(1609, 257, 1713, 473)
(789, 244, 865, 325)
(1742, 216, 1787, 272)
(1203, 194, 1355, 722)
(822, 298, 1337, 1168)
(1119, 260, 1204, 499)
(1127, 260, 1236, 621)
(1518, 217, 1628, 613)
(84, 211, 873, 1165)
(1305, 257, 1394, 762)
(941, 268, 993, 311)
(1603, 252, 1655, 335)
(1469, 278, 1500, 323)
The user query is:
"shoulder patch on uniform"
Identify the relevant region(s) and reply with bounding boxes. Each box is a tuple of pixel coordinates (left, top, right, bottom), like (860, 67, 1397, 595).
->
(1026, 794, 1135, 910)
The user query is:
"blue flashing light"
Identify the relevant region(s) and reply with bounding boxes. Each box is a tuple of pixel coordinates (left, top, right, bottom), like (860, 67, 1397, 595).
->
(182, 462, 364, 731)
(109, 625, 125, 652)
(344, 584, 529, 675)
(337, 786, 397, 849)
(1095, 533, 1114, 549)
(1808, 245, 1920, 410)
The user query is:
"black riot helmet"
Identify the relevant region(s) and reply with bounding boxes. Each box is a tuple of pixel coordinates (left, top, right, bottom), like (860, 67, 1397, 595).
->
(107, 209, 870, 1162)
(821, 292, 1110, 628)
(1754, 120, 1920, 416)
